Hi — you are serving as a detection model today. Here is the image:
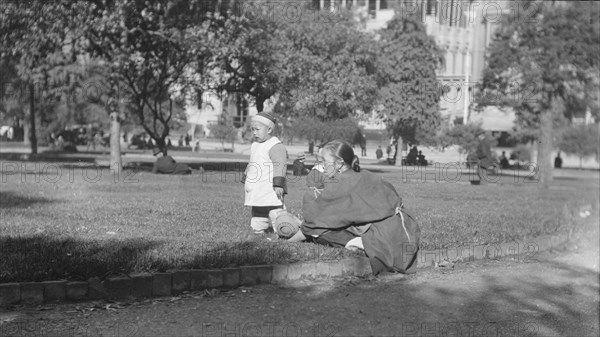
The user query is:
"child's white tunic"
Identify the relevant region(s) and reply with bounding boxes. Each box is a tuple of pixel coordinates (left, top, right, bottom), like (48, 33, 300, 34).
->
(244, 137, 283, 206)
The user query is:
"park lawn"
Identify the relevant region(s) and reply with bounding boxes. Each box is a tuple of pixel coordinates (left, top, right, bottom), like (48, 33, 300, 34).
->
(0, 161, 598, 283)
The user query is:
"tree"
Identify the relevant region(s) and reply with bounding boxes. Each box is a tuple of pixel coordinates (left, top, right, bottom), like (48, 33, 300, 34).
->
(0, 59, 25, 129)
(274, 8, 379, 121)
(208, 122, 238, 151)
(558, 124, 600, 169)
(479, 1, 600, 187)
(376, 6, 445, 165)
(82, 0, 222, 169)
(210, 0, 280, 113)
(0, 0, 91, 154)
(289, 116, 361, 153)
(440, 122, 498, 163)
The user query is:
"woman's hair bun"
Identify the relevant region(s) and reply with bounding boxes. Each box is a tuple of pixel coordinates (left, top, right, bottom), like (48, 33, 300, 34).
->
(351, 155, 360, 172)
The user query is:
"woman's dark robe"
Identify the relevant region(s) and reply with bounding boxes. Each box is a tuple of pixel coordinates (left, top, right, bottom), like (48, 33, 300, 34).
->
(301, 170, 420, 274)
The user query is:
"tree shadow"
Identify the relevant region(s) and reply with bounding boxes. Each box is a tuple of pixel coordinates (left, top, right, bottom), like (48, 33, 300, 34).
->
(0, 152, 97, 163)
(0, 235, 167, 283)
(274, 258, 599, 336)
(0, 233, 350, 283)
(0, 191, 59, 209)
(186, 241, 300, 268)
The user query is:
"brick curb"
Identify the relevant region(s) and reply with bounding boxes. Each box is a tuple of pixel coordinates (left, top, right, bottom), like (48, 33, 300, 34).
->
(415, 231, 572, 268)
(0, 232, 572, 307)
(0, 258, 372, 307)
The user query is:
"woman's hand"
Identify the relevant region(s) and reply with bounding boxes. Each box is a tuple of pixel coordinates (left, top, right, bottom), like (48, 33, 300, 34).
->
(310, 187, 323, 198)
(287, 229, 307, 242)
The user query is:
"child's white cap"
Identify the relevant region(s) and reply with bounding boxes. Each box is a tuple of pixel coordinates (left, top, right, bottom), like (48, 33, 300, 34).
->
(252, 112, 276, 128)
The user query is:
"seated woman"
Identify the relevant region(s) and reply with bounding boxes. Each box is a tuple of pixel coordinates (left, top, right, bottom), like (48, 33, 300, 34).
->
(288, 140, 420, 275)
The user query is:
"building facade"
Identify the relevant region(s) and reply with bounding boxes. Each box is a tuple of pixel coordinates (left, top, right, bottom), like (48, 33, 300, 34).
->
(347, 0, 513, 130)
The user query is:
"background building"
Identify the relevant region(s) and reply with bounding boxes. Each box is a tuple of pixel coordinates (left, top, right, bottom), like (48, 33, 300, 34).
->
(352, 0, 517, 132)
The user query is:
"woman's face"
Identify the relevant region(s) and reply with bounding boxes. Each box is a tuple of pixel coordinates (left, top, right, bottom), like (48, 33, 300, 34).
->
(318, 149, 342, 178)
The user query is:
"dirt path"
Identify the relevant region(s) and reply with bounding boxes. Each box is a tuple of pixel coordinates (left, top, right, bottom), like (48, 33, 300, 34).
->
(1, 217, 598, 337)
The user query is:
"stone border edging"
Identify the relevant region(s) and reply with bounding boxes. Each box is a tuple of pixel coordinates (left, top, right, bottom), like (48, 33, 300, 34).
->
(0, 257, 372, 307)
(0, 231, 572, 307)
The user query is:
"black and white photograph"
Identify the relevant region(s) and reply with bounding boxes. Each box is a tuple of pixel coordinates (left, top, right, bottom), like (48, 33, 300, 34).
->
(1, 0, 598, 336)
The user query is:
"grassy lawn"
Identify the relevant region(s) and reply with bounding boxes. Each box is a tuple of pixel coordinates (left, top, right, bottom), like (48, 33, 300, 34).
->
(1, 160, 598, 283)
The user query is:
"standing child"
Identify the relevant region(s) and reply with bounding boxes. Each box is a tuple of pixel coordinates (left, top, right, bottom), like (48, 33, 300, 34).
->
(243, 112, 287, 235)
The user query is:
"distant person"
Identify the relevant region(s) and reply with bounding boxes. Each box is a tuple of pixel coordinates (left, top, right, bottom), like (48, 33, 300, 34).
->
(193, 140, 200, 152)
(375, 145, 383, 160)
(417, 151, 427, 166)
(407, 145, 418, 166)
(49, 132, 57, 149)
(242, 112, 287, 236)
(475, 132, 496, 182)
(499, 151, 510, 169)
(476, 133, 493, 167)
(185, 134, 191, 146)
(86, 131, 96, 151)
(146, 137, 153, 149)
(96, 131, 106, 148)
(77, 127, 86, 145)
(178, 135, 184, 147)
(293, 154, 310, 176)
(6, 126, 13, 141)
(56, 135, 65, 149)
(360, 134, 367, 157)
(167, 138, 173, 148)
(387, 141, 398, 165)
(554, 152, 563, 168)
(152, 149, 192, 175)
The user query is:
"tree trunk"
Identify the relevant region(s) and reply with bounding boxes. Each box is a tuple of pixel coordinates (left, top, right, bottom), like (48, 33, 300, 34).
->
(110, 112, 122, 175)
(29, 83, 37, 154)
(537, 109, 554, 187)
(256, 97, 264, 113)
(23, 121, 29, 145)
(395, 136, 403, 166)
(154, 137, 167, 155)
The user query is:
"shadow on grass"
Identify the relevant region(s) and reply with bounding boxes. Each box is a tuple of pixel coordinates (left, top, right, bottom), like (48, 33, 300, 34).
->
(0, 235, 355, 283)
(0, 236, 167, 283)
(0, 191, 59, 208)
(191, 240, 354, 269)
(129, 161, 307, 174)
(0, 152, 97, 163)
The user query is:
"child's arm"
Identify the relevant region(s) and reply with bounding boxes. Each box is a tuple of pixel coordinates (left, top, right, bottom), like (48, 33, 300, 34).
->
(269, 143, 287, 200)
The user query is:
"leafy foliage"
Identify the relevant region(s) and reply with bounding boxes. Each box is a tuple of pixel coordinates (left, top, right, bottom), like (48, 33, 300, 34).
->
(82, 0, 221, 155)
(0, 0, 93, 153)
(289, 116, 361, 146)
(274, 9, 379, 120)
(210, 0, 280, 113)
(558, 124, 600, 167)
(510, 144, 532, 163)
(208, 122, 238, 150)
(376, 9, 444, 145)
(440, 122, 498, 160)
(479, 1, 600, 184)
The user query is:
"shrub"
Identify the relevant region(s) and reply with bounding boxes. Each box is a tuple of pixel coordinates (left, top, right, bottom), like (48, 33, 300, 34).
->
(510, 144, 532, 162)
